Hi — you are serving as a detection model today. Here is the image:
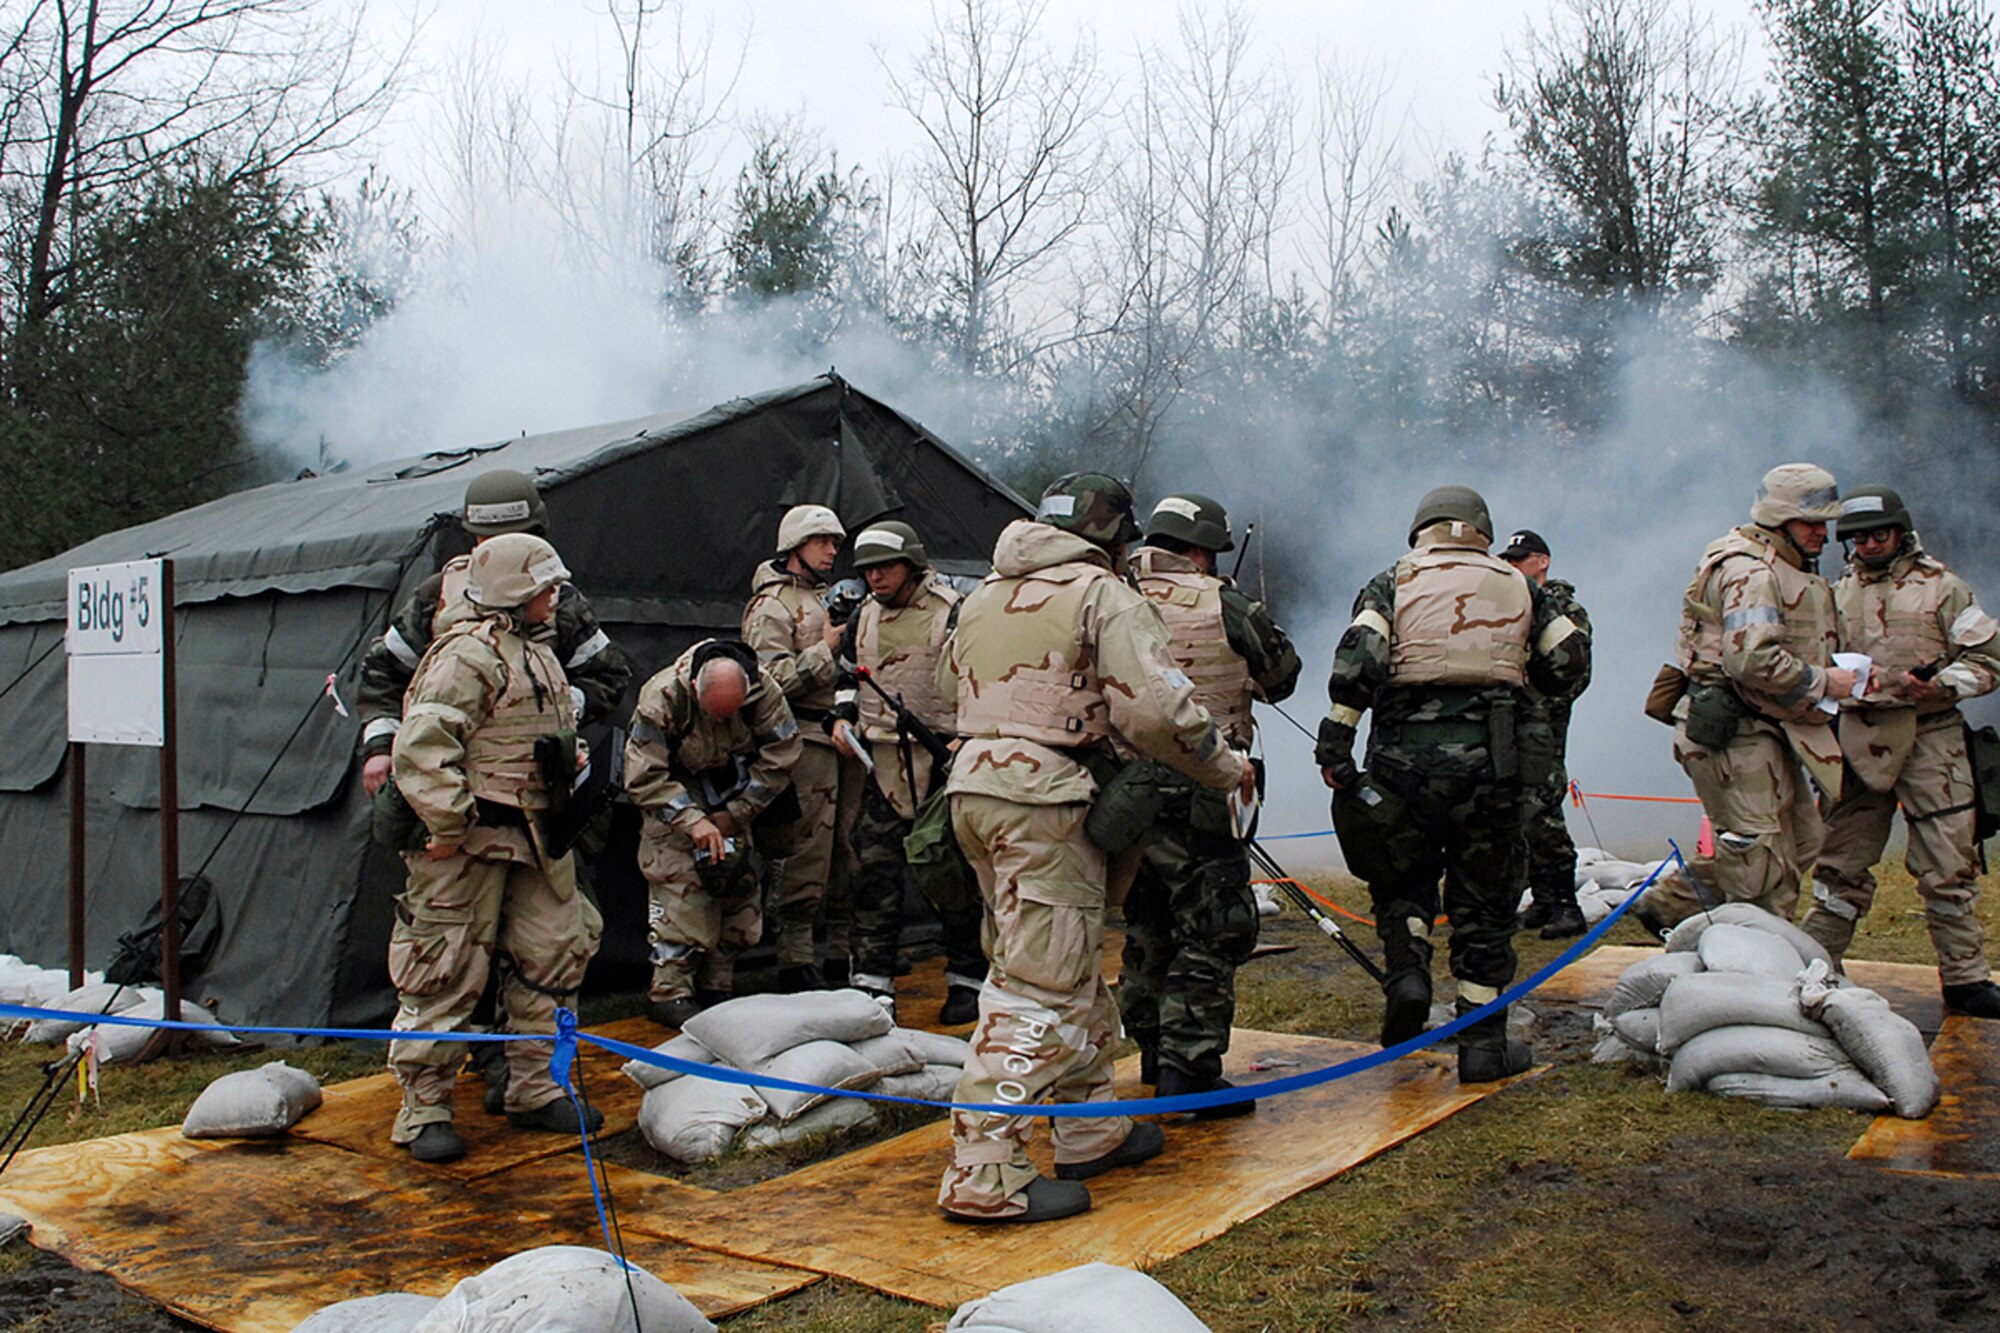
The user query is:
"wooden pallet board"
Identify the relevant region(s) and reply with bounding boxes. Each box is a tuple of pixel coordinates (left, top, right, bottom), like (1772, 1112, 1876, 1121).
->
(0, 1129, 816, 1330)
(1536, 944, 1946, 1031)
(637, 1028, 1536, 1308)
(1846, 1016, 2000, 1182)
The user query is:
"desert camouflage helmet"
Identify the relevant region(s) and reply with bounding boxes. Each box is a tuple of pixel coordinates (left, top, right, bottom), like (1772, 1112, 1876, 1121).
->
(1834, 485, 1912, 539)
(461, 469, 550, 537)
(1145, 493, 1235, 552)
(1750, 463, 1841, 526)
(1036, 472, 1142, 546)
(1407, 485, 1494, 546)
(851, 520, 928, 570)
(466, 533, 570, 609)
(777, 503, 846, 550)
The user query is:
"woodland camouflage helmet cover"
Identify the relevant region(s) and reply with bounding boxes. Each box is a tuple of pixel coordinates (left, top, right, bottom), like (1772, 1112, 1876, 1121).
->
(777, 503, 846, 550)
(466, 533, 570, 609)
(1407, 484, 1494, 546)
(1145, 493, 1235, 552)
(461, 469, 550, 537)
(1834, 485, 1913, 539)
(1036, 472, 1142, 546)
(851, 520, 929, 570)
(1750, 463, 1841, 526)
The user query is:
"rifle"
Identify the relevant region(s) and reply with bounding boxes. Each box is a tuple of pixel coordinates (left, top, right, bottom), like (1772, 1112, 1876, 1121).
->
(853, 665, 953, 770)
(1230, 522, 1257, 582)
(1245, 840, 1387, 984)
(536, 727, 625, 860)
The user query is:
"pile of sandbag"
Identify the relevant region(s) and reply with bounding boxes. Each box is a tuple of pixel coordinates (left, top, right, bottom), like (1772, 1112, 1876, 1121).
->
(1519, 847, 1673, 926)
(292, 1246, 715, 1332)
(14, 981, 241, 1062)
(0, 956, 96, 1034)
(1592, 903, 1939, 1117)
(948, 1263, 1211, 1332)
(625, 990, 970, 1164)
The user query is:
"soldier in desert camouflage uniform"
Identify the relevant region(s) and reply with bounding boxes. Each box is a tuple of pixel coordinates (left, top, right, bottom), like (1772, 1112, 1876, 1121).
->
(1636, 464, 1860, 932)
(1119, 494, 1300, 1113)
(1317, 486, 1589, 1082)
(387, 534, 606, 1164)
(624, 640, 803, 1029)
(1798, 486, 2000, 1018)
(935, 474, 1255, 1224)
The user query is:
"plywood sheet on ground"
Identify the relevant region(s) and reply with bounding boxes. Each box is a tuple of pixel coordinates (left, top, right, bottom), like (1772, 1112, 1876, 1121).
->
(1537, 945, 1944, 1031)
(641, 1028, 1535, 1308)
(1847, 1016, 2000, 1182)
(0, 1129, 814, 1331)
(292, 1015, 657, 1180)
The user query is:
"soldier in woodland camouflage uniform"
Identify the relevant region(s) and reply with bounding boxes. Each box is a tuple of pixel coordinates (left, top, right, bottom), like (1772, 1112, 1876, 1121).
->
(356, 469, 631, 800)
(624, 640, 803, 1029)
(744, 504, 862, 989)
(1797, 487, 2000, 1018)
(1120, 494, 1300, 1112)
(935, 474, 1254, 1224)
(1316, 486, 1589, 1082)
(1499, 530, 1594, 940)
(826, 521, 987, 1024)
(1636, 464, 1860, 932)
(387, 534, 606, 1164)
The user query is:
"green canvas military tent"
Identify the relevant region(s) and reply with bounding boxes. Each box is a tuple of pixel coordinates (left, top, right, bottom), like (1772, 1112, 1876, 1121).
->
(0, 375, 1030, 1028)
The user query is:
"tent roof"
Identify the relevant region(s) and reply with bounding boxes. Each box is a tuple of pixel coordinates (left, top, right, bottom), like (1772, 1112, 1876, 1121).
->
(0, 375, 1025, 626)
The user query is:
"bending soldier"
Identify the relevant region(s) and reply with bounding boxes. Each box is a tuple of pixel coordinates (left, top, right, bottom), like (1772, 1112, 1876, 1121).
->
(1798, 488, 2000, 1018)
(1317, 486, 1589, 1082)
(357, 469, 631, 798)
(1635, 464, 1858, 932)
(936, 474, 1254, 1225)
(744, 504, 862, 989)
(387, 534, 606, 1163)
(828, 521, 987, 1024)
(1121, 494, 1301, 1112)
(625, 641, 803, 1029)
(1499, 530, 1593, 940)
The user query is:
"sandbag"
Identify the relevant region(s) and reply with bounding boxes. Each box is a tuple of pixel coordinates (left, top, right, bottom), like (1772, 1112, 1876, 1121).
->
(291, 1293, 440, 1331)
(1604, 952, 1703, 1018)
(1695, 924, 1805, 981)
(874, 1063, 965, 1102)
(751, 1040, 879, 1122)
(1655, 971, 1832, 1056)
(1666, 1025, 1857, 1092)
(893, 1026, 972, 1067)
(947, 1262, 1211, 1333)
(1590, 1016, 1663, 1068)
(1706, 1071, 1893, 1113)
(22, 982, 152, 1043)
(67, 995, 239, 1063)
(682, 990, 893, 1068)
(1611, 1006, 1662, 1055)
(620, 1033, 716, 1092)
(637, 1077, 768, 1164)
(850, 1032, 926, 1080)
(739, 1093, 878, 1150)
(1666, 903, 1832, 971)
(409, 1246, 714, 1333)
(183, 1062, 322, 1139)
(1578, 883, 1643, 926)
(1798, 970, 1939, 1118)
(1576, 859, 1655, 891)
(0, 958, 87, 1009)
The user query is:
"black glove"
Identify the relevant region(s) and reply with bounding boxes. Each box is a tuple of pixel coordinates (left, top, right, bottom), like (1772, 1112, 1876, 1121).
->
(822, 699, 860, 735)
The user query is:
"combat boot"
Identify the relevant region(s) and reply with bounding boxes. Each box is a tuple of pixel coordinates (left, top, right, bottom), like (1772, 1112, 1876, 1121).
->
(1156, 1066, 1256, 1120)
(938, 984, 980, 1026)
(1054, 1121, 1165, 1180)
(648, 996, 702, 1029)
(1538, 900, 1587, 940)
(776, 964, 824, 993)
(944, 1176, 1091, 1225)
(1943, 979, 2000, 1019)
(1456, 1001, 1532, 1084)
(407, 1121, 467, 1164)
(507, 1097, 606, 1136)
(822, 958, 851, 988)
(1377, 900, 1434, 1048)
(469, 1044, 509, 1116)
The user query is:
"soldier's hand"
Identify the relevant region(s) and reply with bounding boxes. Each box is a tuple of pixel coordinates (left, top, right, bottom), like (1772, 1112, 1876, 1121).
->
(1899, 670, 1943, 703)
(1320, 757, 1358, 790)
(1236, 755, 1258, 804)
(423, 838, 460, 861)
(711, 810, 740, 838)
(362, 754, 393, 798)
(690, 817, 727, 861)
(831, 719, 863, 760)
(1824, 666, 1858, 699)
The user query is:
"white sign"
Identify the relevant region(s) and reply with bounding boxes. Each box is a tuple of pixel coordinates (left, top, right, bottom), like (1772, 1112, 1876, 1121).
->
(67, 560, 166, 746)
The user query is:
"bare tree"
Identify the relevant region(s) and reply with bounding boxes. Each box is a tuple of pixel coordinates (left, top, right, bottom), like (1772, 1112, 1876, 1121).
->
(881, 0, 1105, 373)
(0, 0, 410, 359)
(1306, 54, 1404, 326)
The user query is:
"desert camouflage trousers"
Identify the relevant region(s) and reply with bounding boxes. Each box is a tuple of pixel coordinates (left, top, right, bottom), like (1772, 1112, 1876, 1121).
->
(387, 839, 602, 1140)
(1118, 785, 1258, 1082)
(936, 794, 1133, 1219)
(849, 777, 988, 988)
(639, 822, 761, 1000)
(1641, 720, 1824, 930)
(769, 740, 861, 968)
(1801, 719, 1990, 985)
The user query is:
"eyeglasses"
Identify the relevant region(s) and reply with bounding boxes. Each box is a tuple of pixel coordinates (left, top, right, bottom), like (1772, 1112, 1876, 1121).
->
(1850, 529, 1900, 546)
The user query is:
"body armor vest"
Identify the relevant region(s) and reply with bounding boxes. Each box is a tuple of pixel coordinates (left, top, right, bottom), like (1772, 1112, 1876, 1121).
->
(1387, 539, 1531, 686)
(856, 576, 958, 743)
(1838, 549, 1952, 712)
(1677, 526, 1836, 719)
(952, 562, 1117, 746)
(445, 617, 573, 810)
(752, 568, 838, 714)
(1132, 549, 1254, 747)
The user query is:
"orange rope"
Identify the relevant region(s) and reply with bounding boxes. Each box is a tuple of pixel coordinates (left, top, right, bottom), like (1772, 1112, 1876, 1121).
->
(1576, 790, 1702, 805)
(1252, 878, 1446, 929)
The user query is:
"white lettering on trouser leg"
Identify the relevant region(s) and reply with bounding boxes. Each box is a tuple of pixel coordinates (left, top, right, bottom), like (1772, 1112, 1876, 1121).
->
(1812, 881, 1859, 920)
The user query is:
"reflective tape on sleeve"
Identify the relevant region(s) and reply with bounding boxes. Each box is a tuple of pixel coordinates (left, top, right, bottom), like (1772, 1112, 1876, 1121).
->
(383, 627, 421, 669)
